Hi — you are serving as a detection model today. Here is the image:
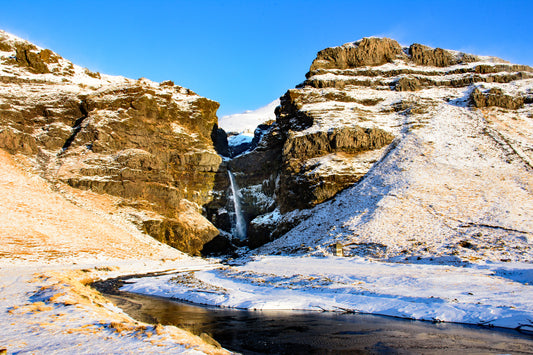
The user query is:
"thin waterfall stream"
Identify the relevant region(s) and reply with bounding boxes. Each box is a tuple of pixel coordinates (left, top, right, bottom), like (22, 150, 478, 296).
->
(228, 170, 246, 240)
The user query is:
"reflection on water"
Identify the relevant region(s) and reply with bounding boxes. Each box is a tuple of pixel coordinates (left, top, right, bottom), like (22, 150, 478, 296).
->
(103, 291, 533, 354)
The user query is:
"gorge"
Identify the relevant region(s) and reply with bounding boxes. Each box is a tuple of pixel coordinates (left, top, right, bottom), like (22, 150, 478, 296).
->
(1, 31, 532, 260)
(1, 29, 533, 354)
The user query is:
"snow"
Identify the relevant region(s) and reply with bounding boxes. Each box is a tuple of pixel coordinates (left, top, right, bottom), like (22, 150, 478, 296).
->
(218, 99, 279, 134)
(251, 209, 281, 226)
(0, 263, 226, 355)
(171, 122, 199, 138)
(227, 132, 253, 147)
(122, 255, 533, 330)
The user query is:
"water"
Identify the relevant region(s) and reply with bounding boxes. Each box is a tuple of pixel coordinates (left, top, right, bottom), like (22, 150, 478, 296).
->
(101, 290, 533, 354)
(228, 170, 246, 240)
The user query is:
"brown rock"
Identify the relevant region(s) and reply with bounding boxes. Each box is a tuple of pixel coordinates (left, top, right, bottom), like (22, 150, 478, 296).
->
(310, 37, 406, 70)
(13, 43, 55, 74)
(409, 43, 458, 67)
(395, 77, 422, 91)
(282, 126, 394, 162)
(142, 201, 220, 256)
(0, 37, 225, 255)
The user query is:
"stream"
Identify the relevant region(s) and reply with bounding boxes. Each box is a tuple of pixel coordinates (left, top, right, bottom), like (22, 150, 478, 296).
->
(94, 279, 533, 354)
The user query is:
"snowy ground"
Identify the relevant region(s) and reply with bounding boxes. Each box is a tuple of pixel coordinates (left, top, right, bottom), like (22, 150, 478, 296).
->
(0, 149, 229, 354)
(122, 255, 533, 331)
(0, 262, 228, 354)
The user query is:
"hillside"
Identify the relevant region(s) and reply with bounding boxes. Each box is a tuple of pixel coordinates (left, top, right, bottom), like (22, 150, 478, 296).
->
(0, 146, 227, 354)
(221, 37, 533, 263)
(0, 30, 229, 354)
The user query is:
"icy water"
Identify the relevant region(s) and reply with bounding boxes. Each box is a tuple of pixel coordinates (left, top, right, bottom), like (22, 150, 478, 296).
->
(101, 290, 533, 354)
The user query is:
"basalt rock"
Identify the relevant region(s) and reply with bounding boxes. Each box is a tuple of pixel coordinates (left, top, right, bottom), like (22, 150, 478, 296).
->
(395, 77, 422, 91)
(408, 43, 461, 67)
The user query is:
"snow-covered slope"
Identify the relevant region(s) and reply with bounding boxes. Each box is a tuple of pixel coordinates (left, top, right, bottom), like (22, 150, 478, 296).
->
(218, 99, 279, 134)
(260, 101, 533, 262)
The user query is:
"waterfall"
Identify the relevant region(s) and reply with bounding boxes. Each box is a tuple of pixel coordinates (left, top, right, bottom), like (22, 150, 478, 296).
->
(228, 170, 247, 240)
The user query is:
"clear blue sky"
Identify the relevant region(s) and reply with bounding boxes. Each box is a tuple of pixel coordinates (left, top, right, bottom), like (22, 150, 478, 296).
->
(1, 0, 532, 116)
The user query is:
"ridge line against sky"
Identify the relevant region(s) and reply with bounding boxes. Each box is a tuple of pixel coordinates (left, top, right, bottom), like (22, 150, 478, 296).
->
(1, 0, 532, 116)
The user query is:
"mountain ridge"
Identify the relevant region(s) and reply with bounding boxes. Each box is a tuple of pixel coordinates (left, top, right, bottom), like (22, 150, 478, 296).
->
(1, 30, 532, 264)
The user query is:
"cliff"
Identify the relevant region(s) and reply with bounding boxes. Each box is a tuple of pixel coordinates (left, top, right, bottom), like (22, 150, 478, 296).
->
(0, 30, 224, 255)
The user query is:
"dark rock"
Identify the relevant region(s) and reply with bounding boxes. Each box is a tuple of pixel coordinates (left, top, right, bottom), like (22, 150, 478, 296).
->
(282, 126, 394, 162)
(251, 123, 274, 149)
(248, 210, 312, 249)
(211, 124, 230, 157)
(276, 90, 315, 132)
(247, 221, 276, 249)
(228, 138, 252, 157)
(201, 233, 237, 256)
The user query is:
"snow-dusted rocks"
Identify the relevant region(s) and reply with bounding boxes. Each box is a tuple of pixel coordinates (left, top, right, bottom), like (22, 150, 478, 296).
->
(0, 30, 223, 255)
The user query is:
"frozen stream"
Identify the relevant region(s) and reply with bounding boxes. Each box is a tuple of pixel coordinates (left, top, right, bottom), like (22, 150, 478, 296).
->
(95, 280, 533, 354)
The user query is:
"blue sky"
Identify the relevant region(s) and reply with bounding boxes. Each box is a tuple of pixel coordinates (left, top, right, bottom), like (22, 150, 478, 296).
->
(1, 0, 532, 116)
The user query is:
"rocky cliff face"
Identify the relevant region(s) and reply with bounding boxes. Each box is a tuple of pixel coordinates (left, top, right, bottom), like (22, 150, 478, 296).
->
(226, 37, 533, 253)
(3, 31, 531, 261)
(0, 31, 224, 255)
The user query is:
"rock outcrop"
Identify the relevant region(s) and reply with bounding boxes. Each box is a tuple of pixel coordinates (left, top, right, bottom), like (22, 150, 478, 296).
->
(0, 30, 223, 255)
(470, 87, 524, 110)
(226, 37, 533, 251)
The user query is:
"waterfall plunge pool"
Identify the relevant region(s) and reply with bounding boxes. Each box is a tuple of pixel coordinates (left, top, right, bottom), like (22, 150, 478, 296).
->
(94, 278, 533, 354)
